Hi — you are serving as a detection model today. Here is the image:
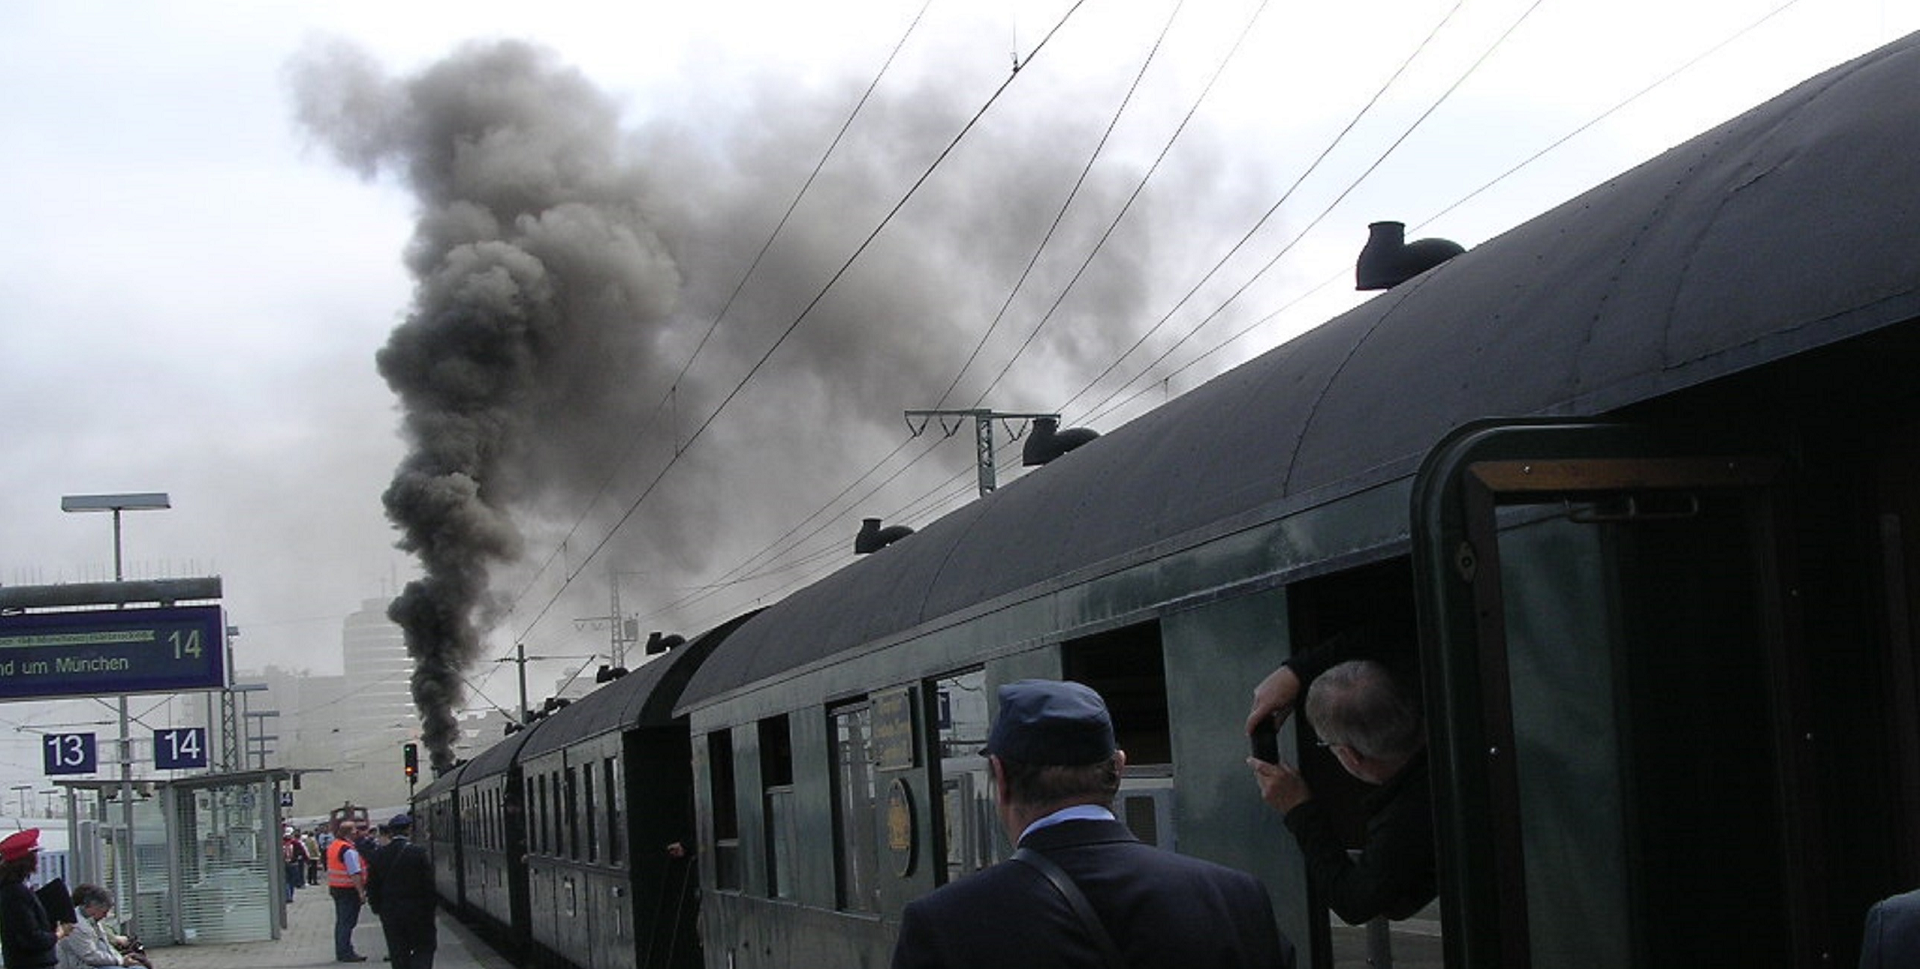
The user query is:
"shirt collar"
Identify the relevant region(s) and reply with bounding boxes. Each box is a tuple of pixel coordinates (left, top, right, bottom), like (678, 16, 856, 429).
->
(1018, 803, 1116, 843)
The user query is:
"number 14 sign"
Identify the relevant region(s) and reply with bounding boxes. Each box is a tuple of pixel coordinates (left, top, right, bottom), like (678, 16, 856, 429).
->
(155, 728, 208, 770)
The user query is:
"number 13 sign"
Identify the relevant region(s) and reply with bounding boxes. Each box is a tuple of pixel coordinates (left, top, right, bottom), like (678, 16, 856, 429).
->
(43, 733, 97, 776)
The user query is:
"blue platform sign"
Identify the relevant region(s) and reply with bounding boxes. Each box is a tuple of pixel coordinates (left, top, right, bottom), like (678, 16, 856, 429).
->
(0, 605, 225, 700)
(154, 727, 208, 769)
(44, 733, 97, 776)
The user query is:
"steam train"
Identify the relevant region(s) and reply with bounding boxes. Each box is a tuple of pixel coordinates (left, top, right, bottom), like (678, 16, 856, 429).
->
(412, 31, 1920, 969)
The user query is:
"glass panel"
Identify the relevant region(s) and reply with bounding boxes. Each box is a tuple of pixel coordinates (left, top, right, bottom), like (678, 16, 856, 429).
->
(1493, 491, 1788, 966)
(566, 767, 579, 861)
(168, 781, 273, 943)
(582, 764, 596, 863)
(831, 702, 878, 913)
(933, 670, 996, 883)
(707, 731, 740, 891)
(1497, 512, 1630, 967)
(766, 786, 796, 900)
(605, 758, 622, 864)
(759, 716, 793, 898)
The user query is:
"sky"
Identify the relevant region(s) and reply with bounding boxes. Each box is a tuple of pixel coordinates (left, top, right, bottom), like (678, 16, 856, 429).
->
(2, 0, 1917, 776)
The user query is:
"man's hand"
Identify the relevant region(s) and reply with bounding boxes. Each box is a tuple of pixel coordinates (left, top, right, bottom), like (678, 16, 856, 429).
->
(1245, 664, 1303, 736)
(1247, 756, 1312, 815)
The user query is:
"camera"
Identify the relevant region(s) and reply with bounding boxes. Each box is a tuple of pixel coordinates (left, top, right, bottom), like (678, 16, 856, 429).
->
(1249, 719, 1280, 764)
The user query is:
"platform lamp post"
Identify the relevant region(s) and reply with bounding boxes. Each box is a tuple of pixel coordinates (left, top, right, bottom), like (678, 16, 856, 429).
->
(61, 491, 170, 936)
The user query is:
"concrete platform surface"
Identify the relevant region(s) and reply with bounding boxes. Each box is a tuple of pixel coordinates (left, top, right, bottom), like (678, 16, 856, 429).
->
(145, 884, 511, 969)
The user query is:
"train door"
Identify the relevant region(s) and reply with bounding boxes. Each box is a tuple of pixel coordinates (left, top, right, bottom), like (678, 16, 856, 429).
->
(1412, 421, 1822, 969)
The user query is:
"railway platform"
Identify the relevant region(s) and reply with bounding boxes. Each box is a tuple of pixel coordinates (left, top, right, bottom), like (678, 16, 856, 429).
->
(155, 883, 512, 969)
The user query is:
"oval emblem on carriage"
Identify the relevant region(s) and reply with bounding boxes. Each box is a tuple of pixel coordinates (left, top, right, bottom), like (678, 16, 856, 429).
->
(887, 777, 916, 877)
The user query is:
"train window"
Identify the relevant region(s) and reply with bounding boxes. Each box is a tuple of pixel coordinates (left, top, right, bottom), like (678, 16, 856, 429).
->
(1287, 560, 1437, 969)
(546, 772, 560, 857)
(932, 669, 996, 884)
(830, 700, 880, 913)
(707, 730, 742, 891)
(535, 775, 549, 856)
(1062, 623, 1171, 766)
(1062, 624, 1177, 855)
(760, 715, 795, 900)
(604, 757, 621, 865)
(583, 763, 597, 863)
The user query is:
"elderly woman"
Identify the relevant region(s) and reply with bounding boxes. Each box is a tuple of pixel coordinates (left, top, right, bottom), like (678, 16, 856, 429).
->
(54, 886, 137, 969)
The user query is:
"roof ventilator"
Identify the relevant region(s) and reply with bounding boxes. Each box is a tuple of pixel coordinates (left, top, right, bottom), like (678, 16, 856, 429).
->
(1356, 221, 1464, 290)
(1021, 416, 1099, 466)
(645, 631, 685, 655)
(856, 517, 914, 554)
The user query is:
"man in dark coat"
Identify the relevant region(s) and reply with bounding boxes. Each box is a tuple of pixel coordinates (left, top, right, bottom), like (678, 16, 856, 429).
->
(892, 680, 1295, 969)
(1246, 630, 1436, 925)
(365, 814, 436, 969)
(1860, 887, 1920, 969)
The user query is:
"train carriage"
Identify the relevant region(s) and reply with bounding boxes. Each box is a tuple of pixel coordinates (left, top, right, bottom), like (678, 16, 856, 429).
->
(509, 617, 755, 969)
(414, 760, 467, 911)
(670, 30, 1920, 969)
(456, 716, 550, 959)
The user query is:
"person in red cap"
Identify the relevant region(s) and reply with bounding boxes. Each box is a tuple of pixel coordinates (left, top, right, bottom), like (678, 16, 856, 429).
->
(0, 829, 65, 969)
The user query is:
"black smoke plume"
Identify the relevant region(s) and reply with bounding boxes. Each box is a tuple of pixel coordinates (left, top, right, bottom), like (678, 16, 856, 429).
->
(291, 29, 1269, 774)
(292, 39, 679, 771)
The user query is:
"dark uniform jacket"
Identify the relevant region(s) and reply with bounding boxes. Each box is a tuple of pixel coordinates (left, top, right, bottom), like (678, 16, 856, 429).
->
(1860, 888, 1920, 969)
(366, 837, 435, 922)
(0, 880, 57, 969)
(892, 818, 1295, 969)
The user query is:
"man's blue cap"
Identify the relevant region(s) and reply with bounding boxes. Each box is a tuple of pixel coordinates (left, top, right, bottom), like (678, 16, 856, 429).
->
(984, 679, 1116, 765)
(388, 813, 413, 829)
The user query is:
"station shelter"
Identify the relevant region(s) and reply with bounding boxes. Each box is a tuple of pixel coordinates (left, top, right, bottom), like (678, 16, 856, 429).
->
(57, 769, 293, 946)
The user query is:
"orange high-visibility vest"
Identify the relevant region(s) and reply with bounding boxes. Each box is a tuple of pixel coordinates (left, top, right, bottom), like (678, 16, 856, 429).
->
(326, 838, 359, 889)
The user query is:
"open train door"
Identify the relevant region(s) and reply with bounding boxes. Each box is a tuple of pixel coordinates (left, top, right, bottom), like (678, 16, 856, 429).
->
(1410, 421, 1828, 969)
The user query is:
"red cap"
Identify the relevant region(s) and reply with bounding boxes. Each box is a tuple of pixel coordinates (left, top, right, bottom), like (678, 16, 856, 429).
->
(0, 829, 41, 863)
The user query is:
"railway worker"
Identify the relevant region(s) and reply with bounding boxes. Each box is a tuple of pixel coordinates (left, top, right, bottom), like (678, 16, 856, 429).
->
(0, 830, 64, 969)
(892, 679, 1296, 969)
(1245, 633, 1436, 926)
(366, 814, 436, 969)
(325, 820, 370, 962)
(1858, 887, 1920, 968)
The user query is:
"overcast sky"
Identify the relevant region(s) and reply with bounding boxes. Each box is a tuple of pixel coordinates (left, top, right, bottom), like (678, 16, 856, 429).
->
(2, 0, 1916, 780)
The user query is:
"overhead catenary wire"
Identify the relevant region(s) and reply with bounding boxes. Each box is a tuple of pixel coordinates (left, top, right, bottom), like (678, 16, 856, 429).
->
(1068, 0, 1546, 428)
(507, 0, 1094, 650)
(505, 0, 938, 615)
(932, 0, 1189, 411)
(1056, 0, 1468, 421)
(972, 0, 1274, 411)
(1081, 0, 1808, 431)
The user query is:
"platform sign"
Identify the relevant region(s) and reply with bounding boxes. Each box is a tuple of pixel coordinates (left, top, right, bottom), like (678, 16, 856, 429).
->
(154, 727, 208, 769)
(44, 733, 98, 775)
(0, 604, 224, 700)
